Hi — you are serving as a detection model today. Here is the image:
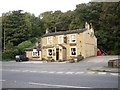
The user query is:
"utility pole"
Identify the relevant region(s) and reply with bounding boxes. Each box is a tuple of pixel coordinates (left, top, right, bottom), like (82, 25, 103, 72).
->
(55, 27, 56, 33)
(3, 25, 6, 52)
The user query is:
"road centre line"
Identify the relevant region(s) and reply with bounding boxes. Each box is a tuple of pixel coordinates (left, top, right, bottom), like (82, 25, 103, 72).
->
(22, 70, 30, 72)
(2, 69, 119, 76)
(40, 71, 48, 73)
(48, 71, 55, 74)
(56, 72, 64, 74)
(65, 72, 74, 74)
(87, 72, 95, 74)
(29, 71, 37, 73)
(75, 72, 84, 74)
(29, 82, 92, 88)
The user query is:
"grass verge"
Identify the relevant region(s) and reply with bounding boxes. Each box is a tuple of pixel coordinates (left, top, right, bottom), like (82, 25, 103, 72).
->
(86, 68, 118, 73)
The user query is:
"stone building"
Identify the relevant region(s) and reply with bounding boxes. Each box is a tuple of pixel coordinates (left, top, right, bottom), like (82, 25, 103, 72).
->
(25, 22, 97, 61)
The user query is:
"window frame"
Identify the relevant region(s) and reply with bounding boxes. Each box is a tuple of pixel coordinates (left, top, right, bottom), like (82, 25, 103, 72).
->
(32, 49, 39, 57)
(47, 37, 52, 44)
(70, 47, 77, 56)
(58, 35, 63, 44)
(47, 48, 53, 57)
(70, 34, 76, 43)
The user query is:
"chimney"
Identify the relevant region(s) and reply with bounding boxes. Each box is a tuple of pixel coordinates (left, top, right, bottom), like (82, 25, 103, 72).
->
(46, 28, 49, 34)
(90, 23, 94, 34)
(55, 27, 57, 33)
(90, 23, 92, 29)
(85, 22, 90, 30)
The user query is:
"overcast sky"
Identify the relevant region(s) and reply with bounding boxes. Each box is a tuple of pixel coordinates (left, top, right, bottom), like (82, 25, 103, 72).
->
(1, 0, 91, 16)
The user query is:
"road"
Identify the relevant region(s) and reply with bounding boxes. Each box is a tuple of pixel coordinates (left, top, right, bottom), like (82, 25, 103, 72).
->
(1, 56, 119, 89)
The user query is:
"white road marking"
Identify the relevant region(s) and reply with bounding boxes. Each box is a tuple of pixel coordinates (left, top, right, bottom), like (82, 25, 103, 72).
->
(0, 80, 6, 82)
(30, 71, 37, 73)
(75, 72, 84, 74)
(65, 72, 74, 74)
(48, 71, 55, 74)
(22, 70, 29, 72)
(56, 72, 64, 74)
(10, 69, 21, 72)
(29, 82, 92, 88)
(87, 72, 95, 74)
(98, 72, 107, 75)
(3, 69, 119, 76)
(40, 71, 47, 73)
(110, 73, 118, 76)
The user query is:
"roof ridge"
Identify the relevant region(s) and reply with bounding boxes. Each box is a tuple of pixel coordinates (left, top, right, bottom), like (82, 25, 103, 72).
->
(42, 28, 86, 37)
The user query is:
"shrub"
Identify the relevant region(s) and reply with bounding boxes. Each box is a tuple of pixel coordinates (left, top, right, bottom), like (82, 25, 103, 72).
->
(58, 60, 63, 62)
(51, 59, 55, 62)
(2, 46, 20, 61)
(17, 40, 32, 51)
(69, 59, 75, 63)
(41, 58, 46, 61)
(77, 55, 84, 62)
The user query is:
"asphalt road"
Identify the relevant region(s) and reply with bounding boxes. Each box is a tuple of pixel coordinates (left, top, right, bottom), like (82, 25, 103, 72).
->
(1, 56, 119, 88)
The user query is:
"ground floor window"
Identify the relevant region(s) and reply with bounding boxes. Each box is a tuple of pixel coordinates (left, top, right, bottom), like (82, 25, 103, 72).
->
(47, 48, 53, 57)
(70, 47, 77, 56)
(32, 49, 39, 57)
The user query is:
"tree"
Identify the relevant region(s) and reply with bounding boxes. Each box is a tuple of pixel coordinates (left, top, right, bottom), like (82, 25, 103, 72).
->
(2, 10, 32, 46)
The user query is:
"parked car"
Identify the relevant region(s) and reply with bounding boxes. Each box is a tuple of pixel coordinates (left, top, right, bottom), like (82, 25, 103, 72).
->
(15, 55, 29, 62)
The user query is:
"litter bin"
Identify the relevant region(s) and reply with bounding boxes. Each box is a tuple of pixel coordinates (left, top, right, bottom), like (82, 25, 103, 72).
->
(108, 60, 119, 68)
(108, 60, 114, 67)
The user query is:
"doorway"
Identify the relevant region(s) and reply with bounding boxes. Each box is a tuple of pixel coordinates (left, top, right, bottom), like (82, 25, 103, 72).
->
(56, 48, 59, 60)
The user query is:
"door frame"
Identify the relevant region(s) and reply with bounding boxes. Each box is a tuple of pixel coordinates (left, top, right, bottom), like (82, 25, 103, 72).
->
(56, 48, 59, 60)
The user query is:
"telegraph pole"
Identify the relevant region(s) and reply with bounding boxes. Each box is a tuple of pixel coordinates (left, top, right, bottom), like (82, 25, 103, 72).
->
(3, 28, 5, 52)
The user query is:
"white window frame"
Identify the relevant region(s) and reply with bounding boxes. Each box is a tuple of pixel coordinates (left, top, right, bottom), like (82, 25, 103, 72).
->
(70, 34, 76, 43)
(70, 47, 77, 56)
(47, 37, 52, 44)
(32, 49, 39, 57)
(47, 48, 53, 57)
(58, 35, 63, 44)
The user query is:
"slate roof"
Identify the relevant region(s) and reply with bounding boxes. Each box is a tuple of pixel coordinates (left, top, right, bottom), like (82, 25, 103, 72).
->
(25, 47, 41, 51)
(42, 29, 86, 37)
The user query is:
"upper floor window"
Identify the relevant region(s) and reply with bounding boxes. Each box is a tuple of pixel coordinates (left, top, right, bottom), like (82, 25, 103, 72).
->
(47, 37, 52, 44)
(70, 35, 76, 43)
(64, 37, 67, 43)
(58, 36, 63, 44)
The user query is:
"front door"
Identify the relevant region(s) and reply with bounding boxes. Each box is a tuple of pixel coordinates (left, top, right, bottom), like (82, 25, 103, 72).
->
(56, 48, 59, 60)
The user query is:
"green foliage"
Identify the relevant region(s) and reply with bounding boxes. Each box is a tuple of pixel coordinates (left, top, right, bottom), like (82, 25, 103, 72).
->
(17, 40, 32, 52)
(2, 2, 120, 58)
(29, 37, 38, 43)
(77, 55, 84, 62)
(2, 47, 19, 60)
(41, 58, 46, 61)
(2, 39, 35, 60)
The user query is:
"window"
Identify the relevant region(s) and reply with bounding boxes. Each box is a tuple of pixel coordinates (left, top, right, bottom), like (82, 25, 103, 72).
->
(70, 47, 77, 56)
(64, 37, 67, 43)
(32, 49, 39, 57)
(58, 36, 63, 44)
(47, 49, 53, 57)
(70, 35, 76, 43)
(47, 37, 52, 44)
